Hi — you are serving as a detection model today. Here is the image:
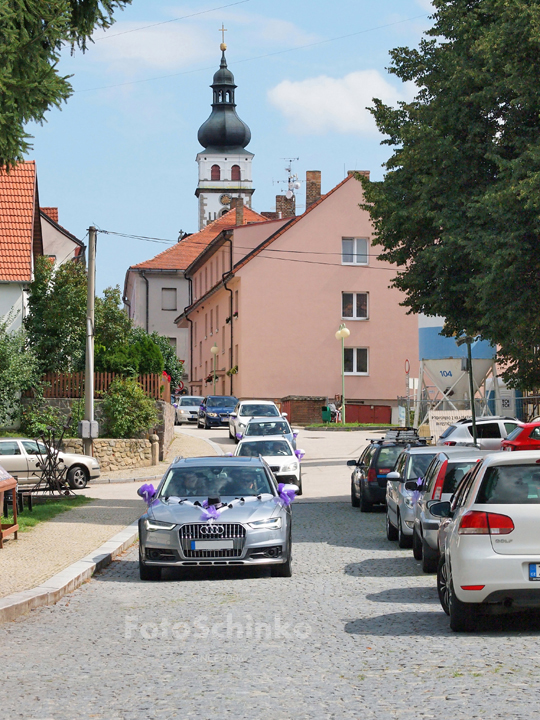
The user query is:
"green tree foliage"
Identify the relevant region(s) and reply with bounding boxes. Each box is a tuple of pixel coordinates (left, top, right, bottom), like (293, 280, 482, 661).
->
(25, 256, 87, 372)
(0, 314, 40, 427)
(361, 0, 540, 389)
(101, 377, 158, 438)
(0, 0, 131, 166)
(149, 332, 184, 387)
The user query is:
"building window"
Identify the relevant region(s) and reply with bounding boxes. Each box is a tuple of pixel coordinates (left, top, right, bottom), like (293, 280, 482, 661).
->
(210, 309, 213, 336)
(199, 341, 202, 366)
(222, 327, 225, 351)
(234, 290, 238, 314)
(216, 305, 219, 331)
(193, 322, 197, 344)
(344, 348, 369, 375)
(231, 165, 241, 181)
(342, 238, 368, 265)
(168, 337, 177, 352)
(205, 313, 208, 338)
(161, 288, 177, 311)
(342, 292, 368, 320)
(211, 165, 221, 181)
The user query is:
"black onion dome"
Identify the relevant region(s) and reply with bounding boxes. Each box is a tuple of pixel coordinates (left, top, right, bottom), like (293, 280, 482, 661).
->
(197, 50, 251, 152)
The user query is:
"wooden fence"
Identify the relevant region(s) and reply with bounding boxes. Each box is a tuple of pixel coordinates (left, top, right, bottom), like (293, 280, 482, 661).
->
(25, 373, 171, 403)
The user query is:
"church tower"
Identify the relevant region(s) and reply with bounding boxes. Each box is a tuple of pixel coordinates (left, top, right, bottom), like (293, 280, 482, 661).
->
(195, 30, 254, 229)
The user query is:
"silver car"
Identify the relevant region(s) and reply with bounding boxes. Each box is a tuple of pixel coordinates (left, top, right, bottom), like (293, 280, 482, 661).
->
(0, 437, 100, 489)
(410, 448, 491, 572)
(438, 416, 521, 450)
(229, 400, 282, 440)
(241, 417, 298, 449)
(385, 445, 442, 548)
(138, 456, 296, 581)
(174, 396, 204, 424)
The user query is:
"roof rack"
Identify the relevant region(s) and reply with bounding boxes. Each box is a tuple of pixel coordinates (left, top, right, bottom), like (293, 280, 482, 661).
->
(370, 428, 428, 446)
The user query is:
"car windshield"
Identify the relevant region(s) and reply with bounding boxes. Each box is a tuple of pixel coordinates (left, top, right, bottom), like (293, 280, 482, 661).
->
(245, 421, 290, 437)
(439, 425, 457, 440)
(160, 465, 274, 497)
(238, 440, 292, 457)
(207, 397, 236, 408)
(239, 404, 279, 417)
(476, 464, 540, 504)
(179, 397, 203, 407)
(442, 461, 478, 494)
(405, 453, 437, 480)
(376, 446, 402, 471)
(505, 426, 524, 441)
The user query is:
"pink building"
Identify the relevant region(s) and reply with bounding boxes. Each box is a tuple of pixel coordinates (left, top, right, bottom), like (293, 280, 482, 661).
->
(176, 173, 418, 423)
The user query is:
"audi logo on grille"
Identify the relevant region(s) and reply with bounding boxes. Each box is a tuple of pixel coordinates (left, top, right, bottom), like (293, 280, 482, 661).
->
(200, 525, 225, 536)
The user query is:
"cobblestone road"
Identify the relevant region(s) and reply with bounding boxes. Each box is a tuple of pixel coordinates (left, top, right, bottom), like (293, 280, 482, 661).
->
(3, 501, 540, 718)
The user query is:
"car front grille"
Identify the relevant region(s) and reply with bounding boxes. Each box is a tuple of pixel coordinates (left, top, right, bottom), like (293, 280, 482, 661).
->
(219, 413, 230, 418)
(179, 523, 246, 558)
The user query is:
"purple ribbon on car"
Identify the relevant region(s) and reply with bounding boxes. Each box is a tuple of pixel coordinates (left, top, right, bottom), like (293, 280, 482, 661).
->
(295, 449, 305, 461)
(200, 504, 221, 521)
(275, 482, 296, 507)
(411, 477, 423, 504)
(138, 483, 156, 505)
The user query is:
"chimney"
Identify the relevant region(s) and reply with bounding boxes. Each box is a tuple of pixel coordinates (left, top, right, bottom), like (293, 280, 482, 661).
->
(231, 197, 244, 225)
(306, 171, 321, 207)
(275, 194, 295, 219)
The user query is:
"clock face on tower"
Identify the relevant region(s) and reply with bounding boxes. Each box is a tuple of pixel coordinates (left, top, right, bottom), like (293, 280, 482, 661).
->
(220, 193, 232, 206)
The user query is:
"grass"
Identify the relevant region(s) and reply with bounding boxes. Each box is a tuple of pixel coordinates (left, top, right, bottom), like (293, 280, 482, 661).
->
(2, 494, 92, 532)
(306, 422, 400, 429)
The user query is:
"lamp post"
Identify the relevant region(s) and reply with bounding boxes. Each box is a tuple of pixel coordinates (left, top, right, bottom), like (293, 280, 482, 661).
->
(335, 323, 350, 425)
(210, 343, 219, 395)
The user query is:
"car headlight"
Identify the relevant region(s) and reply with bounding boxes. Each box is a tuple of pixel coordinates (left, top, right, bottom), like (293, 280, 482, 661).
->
(404, 497, 414, 509)
(248, 517, 282, 529)
(207, 412, 218, 417)
(180, 409, 189, 414)
(281, 462, 298, 472)
(144, 519, 176, 531)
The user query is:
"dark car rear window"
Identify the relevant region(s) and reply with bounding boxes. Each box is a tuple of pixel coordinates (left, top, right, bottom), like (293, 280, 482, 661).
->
(442, 461, 478, 494)
(476, 465, 540, 504)
(505, 426, 524, 442)
(376, 446, 402, 471)
(439, 425, 456, 440)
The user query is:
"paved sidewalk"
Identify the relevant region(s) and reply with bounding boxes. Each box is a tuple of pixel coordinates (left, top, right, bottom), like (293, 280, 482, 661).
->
(0, 430, 218, 600)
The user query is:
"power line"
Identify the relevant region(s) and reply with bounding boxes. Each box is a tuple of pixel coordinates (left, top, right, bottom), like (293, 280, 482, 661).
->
(75, 13, 430, 93)
(95, 0, 253, 41)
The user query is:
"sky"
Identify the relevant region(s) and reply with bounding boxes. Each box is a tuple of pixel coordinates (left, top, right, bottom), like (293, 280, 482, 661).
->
(26, 0, 435, 293)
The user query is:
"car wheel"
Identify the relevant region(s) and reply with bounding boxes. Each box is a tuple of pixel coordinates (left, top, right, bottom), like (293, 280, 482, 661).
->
(421, 536, 438, 573)
(351, 480, 360, 508)
(296, 470, 303, 496)
(397, 512, 413, 549)
(359, 482, 373, 513)
(386, 510, 398, 541)
(271, 538, 292, 577)
(437, 554, 450, 615)
(412, 527, 423, 560)
(228, 426, 235, 440)
(139, 549, 161, 581)
(67, 465, 89, 490)
(449, 576, 478, 632)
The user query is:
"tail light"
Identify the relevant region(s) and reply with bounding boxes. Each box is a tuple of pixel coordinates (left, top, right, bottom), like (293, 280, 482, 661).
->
(458, 510, 514, 535)
(443, 441, 456, 446)
(431, 460, 448, 500)
(367, 468, 377, 483)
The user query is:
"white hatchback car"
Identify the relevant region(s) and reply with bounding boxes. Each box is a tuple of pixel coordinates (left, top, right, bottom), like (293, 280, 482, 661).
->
(433, 451, 540, 631)
(229, 400, 283, 441)
(234, 437, 303, 494)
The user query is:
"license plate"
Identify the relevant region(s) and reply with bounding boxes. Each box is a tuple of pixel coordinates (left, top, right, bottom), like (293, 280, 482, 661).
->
(191, 540, 234, 550)
(529, 563, 540, 581)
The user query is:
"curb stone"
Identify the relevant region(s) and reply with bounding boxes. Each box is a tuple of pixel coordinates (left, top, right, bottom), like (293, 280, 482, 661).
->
(0, 520, 139, 624)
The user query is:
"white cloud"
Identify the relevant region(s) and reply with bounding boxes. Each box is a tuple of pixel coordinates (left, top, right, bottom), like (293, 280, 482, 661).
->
(268, 71, 414, 136)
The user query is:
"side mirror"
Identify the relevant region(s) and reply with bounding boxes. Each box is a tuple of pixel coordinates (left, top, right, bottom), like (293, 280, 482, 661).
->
(230, 413, 237, 418)
(404, 480, 419, 491)
(236, 432, 243, 440)
(281, 412, 288, 417)
(428, 501, 452, 518)
(293, 432, 298, 439)
(295, 449, 305, 460)
(386, 471, 400, 480)
(225, 452, 233, 457)
(281, 483, 298, 494)
(347, 459, 358, 467)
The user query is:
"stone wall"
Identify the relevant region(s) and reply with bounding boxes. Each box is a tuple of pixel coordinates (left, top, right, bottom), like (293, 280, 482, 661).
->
(155, 400, 175, 461)
(61, 438, 152, 472)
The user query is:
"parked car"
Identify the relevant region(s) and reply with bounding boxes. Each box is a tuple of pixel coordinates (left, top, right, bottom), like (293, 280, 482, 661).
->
(0, 437, 100, 489)
(175, 396, 204, 425)
(385, 445, 442, 548)
(432, 451, 540, 631)
(439, 416, 521, 450)
(197, 395, 238, 429)
(501, 422, 540, 452)
(348, 429, 428, 512)
(242, 417, 297, 449)
(229, 400, 282, 441)
(234, 437, 303, 494)
(410, 448, 490, 572)
(138, 456, 295, 580)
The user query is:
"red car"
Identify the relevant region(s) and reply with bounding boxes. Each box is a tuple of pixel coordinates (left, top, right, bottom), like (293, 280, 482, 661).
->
(501, 422, 540, 451)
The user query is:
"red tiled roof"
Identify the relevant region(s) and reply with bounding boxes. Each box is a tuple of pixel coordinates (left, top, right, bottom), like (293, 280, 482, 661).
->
(41, 207, 58, 222)
(0, 161, 39, 282)
(129, 207, 268, 271)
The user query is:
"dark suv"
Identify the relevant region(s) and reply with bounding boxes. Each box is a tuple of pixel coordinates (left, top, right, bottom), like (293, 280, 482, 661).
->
(348, 429, 427, 512)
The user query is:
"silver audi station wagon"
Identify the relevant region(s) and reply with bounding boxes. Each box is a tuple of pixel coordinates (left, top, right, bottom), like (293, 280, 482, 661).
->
(138, 456, 296, 581)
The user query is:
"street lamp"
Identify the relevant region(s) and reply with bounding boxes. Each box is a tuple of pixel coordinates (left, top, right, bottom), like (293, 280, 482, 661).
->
(335, 323, 350, 425)
(210, 343, 219, 395)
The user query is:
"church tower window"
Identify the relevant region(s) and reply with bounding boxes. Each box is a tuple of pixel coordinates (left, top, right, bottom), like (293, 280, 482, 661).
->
(231, 165, 241, 181)
(211, 165, 221, 181)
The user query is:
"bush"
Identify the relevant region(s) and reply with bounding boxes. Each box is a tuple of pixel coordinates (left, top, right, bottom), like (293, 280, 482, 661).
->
(0, 316, 40, 428)
(101, 377, 158, 439)
(20, 386, 64, 438)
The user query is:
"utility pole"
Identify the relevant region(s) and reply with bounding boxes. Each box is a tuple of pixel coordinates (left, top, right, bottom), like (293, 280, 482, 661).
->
(466, 338, 478, 446)
(83, 227, 96, 456)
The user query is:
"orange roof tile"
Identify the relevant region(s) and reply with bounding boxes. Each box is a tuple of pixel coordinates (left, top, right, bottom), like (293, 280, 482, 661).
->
(0, 161, 39, 282)
(41, 207, 58, 223)
(129, 207, 268, 272)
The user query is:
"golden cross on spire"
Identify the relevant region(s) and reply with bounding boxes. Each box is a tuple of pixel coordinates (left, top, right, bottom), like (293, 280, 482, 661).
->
(219, 23, 227, 50)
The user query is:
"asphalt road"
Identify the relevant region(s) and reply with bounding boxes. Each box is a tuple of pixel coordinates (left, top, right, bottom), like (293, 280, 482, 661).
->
(2, 427, 540, 719)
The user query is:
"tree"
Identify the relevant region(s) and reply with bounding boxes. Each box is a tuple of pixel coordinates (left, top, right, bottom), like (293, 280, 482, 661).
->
(101, 377, 158, 438)
(25, 255, 87, 372)
(150, 332, 184, 388)
(0, 0, 132, 167)
(0, 314, 40, 427)
(361, 0, 540, 389)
